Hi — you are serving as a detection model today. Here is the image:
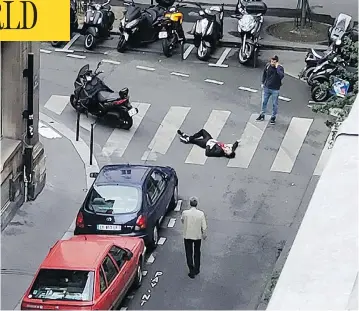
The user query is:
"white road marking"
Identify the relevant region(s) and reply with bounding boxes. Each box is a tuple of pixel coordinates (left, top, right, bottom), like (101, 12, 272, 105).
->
(208, 47, 231, 67)
(63, 33, 81, 50)
(67, 54, 86, 59)
(142, 270, 148, 276)
(38, 121, 62, 139)
(279, 96, 291, 102)
(120, 307, 128, 310)
(308, 100, 326, 104)
(61, 231, 74, 240)
(313, 127, 335, 176)
(44, 95, 70, 115)
(227, 114, 270, 168)
(204, 79, 224, 85)
(102, 59, 121, 65)
(174, 199, 182, 212)
(171, 72, 190, 77)
(40, 49, 52, 54)
(141, 106, 190, 161)
(102, 102, 151, 157)
(208, 63, 229, 68)
(147, 254, 155, 264)
(270, 117, 313, 173)
(167, 218, 176, 227)
(55, 48, 74, 53)
(185, 110, 231, 165)
(157, 237, 167, 245)
(239, 86, 258, 93)
(183, 44, 195, 59)
(136, 65, 155, 71)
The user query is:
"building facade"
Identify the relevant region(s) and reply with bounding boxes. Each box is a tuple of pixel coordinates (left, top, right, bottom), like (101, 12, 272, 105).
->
(0, 41, 46, 229)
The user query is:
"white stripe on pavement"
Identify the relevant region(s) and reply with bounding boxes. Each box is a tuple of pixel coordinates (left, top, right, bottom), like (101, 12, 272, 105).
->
(157, 237, 167, 245)
(239, 86, 258, 93)
(171, 72, 190, 77)
(204, 79, 224, 85)
(270, 117, 313, 173)
(313, 127, 335, 176)
(136, 65, 155, 71)
(174, 199, 182, 212)
(185, 110, 230, 165)
(147, 254, 155, 264)
(167, 218, 176, 228)
(141, 106, 190, 161)
(44, 95, 70, 115)
(120, 307, 128, 310)
(227, 114, 270, 168)
(63, 33, 81, 50)
(102, 59, 121, 65)
(208, 47, 231, 67)
(279, 96, 291, 102)
(102, 102, 151, 157)
(55, 48, 74, 53)
(183, 44, 195, 60)
(67, 54, 86, 59)
(40, 49, 52, 54)
(39, 121, 62, 139)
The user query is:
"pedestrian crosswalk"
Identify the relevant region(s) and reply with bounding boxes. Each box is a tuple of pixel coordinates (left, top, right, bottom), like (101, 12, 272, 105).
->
(42, 94, 330, 175)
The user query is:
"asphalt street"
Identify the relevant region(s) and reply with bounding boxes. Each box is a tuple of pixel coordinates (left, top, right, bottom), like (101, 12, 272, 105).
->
(2, 45, 332, 310)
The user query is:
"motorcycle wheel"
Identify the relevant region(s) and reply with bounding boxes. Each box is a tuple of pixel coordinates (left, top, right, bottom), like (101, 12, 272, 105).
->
(120, 113, 133, 130)
(238, 43, 253, 64)
(117, 35, 127, 53)
(311, 85, 329, 102)
(51, 41, 63, 47)
(197, 42, 211, 61)
(303, 67, 315, 80)
(84, 34, 96, 50)
(162, 38, 173, 57)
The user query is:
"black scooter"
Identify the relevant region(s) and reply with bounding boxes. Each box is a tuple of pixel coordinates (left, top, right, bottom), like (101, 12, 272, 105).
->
(328, 13, 358, 45)
(117, 0, 174, 52)
(70, 62, 138, 130)
(82, 0, 115, 50)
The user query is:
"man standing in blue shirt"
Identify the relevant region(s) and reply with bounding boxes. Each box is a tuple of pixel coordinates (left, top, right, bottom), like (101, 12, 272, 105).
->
(256, 55, 285, 125)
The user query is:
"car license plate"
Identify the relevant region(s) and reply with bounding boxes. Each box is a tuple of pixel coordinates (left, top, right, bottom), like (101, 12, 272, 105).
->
(159, 31, 168, 39)
(128, 107, 137, 117)
(97, 224, 122, 231)
(124, 32, 129, 40)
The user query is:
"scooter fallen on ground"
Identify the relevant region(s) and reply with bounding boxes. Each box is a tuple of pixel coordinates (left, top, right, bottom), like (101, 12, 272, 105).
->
(327, 13, 357, 45)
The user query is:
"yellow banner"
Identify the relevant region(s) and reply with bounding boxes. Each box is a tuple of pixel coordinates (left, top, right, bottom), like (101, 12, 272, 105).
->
(0, 0, 70, 41)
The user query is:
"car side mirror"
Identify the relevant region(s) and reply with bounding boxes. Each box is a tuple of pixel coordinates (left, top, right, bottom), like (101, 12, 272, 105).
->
(123, 248, 133, 260)
(90, 172, 98, 178)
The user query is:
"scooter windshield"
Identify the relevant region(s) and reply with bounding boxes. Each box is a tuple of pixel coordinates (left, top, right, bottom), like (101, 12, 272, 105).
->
(74, 64, 90, 88)
(85, 10, 102, 25)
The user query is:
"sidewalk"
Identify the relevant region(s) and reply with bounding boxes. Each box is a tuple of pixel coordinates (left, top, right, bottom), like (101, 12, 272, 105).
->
(1, 122, 89, 309)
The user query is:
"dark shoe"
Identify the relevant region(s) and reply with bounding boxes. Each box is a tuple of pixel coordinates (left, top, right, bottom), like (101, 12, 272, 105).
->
(194, 269, 200, 275)
(232, 140, 240, 151)
(256, 114, 265, 121)
(188, 273, 195, 278)
(177, 129, 183, 135)
(270, 116, 276, 124)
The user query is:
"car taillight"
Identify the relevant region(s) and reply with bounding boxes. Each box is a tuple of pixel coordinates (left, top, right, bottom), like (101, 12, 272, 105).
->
(135, 215, 146, 230)
(76, 211, 84, 228)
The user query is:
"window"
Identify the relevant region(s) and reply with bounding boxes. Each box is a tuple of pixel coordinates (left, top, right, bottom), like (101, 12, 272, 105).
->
(109, 246, 127, 269)
(99, 268, 107, 293)
(102, 256, 118, 285)
(29, 269, 94, 301)
(86, 185, 141, 214)
(146, 177, 159, 204)
(151, 171, 166, 192)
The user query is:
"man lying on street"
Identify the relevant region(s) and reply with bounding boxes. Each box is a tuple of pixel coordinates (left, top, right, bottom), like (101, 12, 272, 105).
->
(177, 129, 240, 158)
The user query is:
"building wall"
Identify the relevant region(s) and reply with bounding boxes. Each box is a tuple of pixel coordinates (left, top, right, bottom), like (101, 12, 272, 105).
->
(0, 42, 46, 230)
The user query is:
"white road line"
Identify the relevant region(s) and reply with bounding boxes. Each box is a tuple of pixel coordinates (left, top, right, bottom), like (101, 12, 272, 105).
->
(185, 110, 231, 165)
(147, 254, 155, 264)
(239, 86, 258, 93)
(44, 95, 70, 115)
(270, 117, 313, 173)
(208, 47, 231, 67)
(167, 218, 176, 228)
(102, 103, 151, 157)
(102, 59, 121, 65)
(227, 114, 270, 168)
(136, 65, 155, 71)
(308, 100, 326, 105)
(313, 127, 335, 176)
(171, 72, 190, 77)
(80, 115, 97, 131)
(208, 63, 229, 68)
(157, 237, 167, 245)
(39, 121, 62, 139)
(55, 48, 74, 53)
(63, 33, 81, 50)
(142, 270, 148, 276)
(279, 96, 291, 102)
(141, 106, 190, 161)
(67, 54, 86, 59)
(183, 44, 195, 59)
(120, 307, 128, 310)
(204, 79, 224, 85)
(174, 199, 182, 212)
(40, 49, 52, 54)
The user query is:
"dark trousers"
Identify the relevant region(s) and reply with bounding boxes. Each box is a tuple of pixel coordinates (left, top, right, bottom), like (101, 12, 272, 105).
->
(184, 239, 201, 274)
(189, 129, 212, 149)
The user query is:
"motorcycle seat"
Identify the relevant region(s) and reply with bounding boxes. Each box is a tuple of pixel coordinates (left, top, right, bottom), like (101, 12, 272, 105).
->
(98, 91, 119, 102)
(209, 6, 222, 12)
(146, 7, 162, 22)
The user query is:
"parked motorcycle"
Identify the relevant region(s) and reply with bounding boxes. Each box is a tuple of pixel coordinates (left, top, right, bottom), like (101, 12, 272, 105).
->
(51, 0, 79, 47)
(327, 13, 357, 45)
(158, 1, 186, 57)
(189, 2, 224, 61)
(70, 62, 138, 130)
(117, 0, 174, 52)
(81, 0, 115, 50)
(231, 0, 267, 67)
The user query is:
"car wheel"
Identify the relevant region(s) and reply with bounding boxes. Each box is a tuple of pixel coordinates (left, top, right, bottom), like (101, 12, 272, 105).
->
(149, 224, 159, 250)
(132, 261, 143, 289)
(168, 185, 178, 211)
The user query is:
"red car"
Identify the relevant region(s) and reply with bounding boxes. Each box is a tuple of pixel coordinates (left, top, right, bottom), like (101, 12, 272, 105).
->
(21, 235, 145, 310)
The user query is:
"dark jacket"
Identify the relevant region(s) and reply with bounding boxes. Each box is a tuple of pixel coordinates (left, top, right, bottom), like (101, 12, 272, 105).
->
(262, 64, 284, 90)
(205, 143, 234, 158)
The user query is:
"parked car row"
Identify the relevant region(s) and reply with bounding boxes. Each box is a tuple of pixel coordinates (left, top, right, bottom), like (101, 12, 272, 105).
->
(21, 164, 179, 310)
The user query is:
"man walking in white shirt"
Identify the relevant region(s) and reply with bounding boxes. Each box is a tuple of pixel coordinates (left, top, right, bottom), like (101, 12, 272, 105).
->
(181, 196, 207, 279)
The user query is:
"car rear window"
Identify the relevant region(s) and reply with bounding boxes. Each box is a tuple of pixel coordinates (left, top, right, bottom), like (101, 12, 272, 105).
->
(28, 269, 94, 301)
(87, 185, 141, 214)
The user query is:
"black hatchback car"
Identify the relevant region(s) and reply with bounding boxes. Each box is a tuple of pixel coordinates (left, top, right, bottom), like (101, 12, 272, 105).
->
(74, 164, 179, 249)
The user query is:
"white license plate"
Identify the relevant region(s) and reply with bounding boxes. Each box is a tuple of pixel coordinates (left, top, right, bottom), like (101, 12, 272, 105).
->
(124, 32, 129, 40)
(128, 107, 137, 117)
(97, 224, 122, 231)
(159, 31, 168, 39)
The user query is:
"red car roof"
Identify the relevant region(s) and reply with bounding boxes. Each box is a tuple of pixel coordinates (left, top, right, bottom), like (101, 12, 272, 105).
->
(41, 235, 141, 270)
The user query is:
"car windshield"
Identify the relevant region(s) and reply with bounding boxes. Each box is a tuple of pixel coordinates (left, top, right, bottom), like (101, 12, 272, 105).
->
(29, 269, 94, 301)
(87, 185, 141, 214)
